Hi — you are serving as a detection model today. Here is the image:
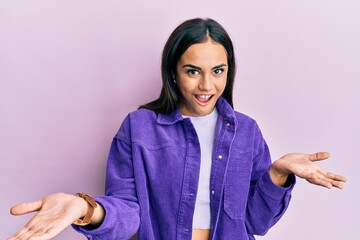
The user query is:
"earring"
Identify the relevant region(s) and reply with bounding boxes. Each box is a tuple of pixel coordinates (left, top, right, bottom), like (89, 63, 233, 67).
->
(173, 79, 177, 84)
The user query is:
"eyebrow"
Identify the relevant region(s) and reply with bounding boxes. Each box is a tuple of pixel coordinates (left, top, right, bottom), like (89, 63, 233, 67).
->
(182, 64, 227, 70)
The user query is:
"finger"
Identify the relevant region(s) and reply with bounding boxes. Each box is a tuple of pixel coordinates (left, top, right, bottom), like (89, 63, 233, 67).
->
(29, 220, 69, 240)
(10, 218, 68, 240)
(26, 226, 57, 240)
(315, 167, 348, 185)
(30, 231, 56, 240)
(12, 225, 37, 240)
(10, 199, 43, 215)
(330, 180, 345, 189)
(320, 176, 345, 189)
(11, 221, 54, 240)
(324, 172, 347, 189)
(33, 226, 63, 240)
(308, 152, 330, 162)
(307, 177, 333, 189)
(308, 172, 346, 189)
(9, 211, 45, 238)
(325, 172, 347, 182)
(304, 171, 333, 188)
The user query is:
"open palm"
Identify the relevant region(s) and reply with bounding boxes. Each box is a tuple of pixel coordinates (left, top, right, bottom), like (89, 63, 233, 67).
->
(271, 152, 347, 189)
(8, 193, 86, 240)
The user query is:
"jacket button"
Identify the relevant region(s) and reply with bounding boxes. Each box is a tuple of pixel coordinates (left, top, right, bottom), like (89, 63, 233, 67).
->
(225, 122, 230, 127)
(218, 155, 223, 159)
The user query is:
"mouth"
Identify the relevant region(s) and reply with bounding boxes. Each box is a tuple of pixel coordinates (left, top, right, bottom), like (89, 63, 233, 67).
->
(194, 94, 214, 105)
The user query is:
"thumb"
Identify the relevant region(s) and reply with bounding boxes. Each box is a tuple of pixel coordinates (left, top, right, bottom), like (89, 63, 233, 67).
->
(10, 199, 43, 216)
(308, 152, 330, 161)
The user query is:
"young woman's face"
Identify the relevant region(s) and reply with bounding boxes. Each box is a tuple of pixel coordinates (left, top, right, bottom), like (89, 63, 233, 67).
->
(175, 39, 228, 116)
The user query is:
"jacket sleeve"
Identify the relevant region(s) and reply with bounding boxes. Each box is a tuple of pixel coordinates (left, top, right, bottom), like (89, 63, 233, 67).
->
(245, 125, 296, 236)
(73, 116, 140, 239)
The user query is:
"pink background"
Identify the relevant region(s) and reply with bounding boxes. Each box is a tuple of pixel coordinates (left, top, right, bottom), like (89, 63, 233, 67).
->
(1, 1, 359, 239)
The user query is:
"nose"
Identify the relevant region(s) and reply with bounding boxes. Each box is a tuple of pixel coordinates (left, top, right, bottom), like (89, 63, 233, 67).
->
(198, 74, 212, 91)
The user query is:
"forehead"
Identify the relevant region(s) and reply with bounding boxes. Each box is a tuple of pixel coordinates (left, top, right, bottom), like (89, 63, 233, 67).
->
(178, 39, 228, 67)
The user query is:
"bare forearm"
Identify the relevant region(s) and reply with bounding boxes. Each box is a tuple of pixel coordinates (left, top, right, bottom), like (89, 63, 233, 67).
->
(269, 164, 289, 187)
(76, 197, 106, 228)
(90, 202, 105, 227)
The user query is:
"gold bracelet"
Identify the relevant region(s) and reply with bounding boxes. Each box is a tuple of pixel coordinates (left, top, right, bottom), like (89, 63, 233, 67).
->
(73, 192, 97, 226)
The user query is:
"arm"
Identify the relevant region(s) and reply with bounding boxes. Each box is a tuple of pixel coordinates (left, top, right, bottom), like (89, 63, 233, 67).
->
(72, 127, 140, 239)
(245, 127, 346, 236)
(8, 117, 140, 240)
(245, 139, 295, 236)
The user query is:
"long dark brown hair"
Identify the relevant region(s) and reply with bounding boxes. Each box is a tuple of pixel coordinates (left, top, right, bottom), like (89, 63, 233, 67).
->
(140, 18, 236, 114)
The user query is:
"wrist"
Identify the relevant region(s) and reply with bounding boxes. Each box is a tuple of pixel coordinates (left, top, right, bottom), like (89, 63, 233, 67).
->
(73, 193, 97, 226)
(269, 164, 289, 186)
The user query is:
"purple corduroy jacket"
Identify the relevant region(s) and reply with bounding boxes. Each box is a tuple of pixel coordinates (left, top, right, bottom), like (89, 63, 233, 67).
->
(73, 97, 295, 240)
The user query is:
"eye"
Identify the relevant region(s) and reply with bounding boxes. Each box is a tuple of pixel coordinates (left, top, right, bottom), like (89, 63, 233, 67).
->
(187, 69, 200, 75)
(213, 68, 224, 75)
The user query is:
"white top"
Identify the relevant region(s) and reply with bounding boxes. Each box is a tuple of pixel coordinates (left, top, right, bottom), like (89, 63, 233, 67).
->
(184, 108, 218, 229)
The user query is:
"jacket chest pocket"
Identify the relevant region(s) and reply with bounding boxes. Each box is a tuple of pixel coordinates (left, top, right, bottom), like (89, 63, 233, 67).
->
(224, 152, 253, 220)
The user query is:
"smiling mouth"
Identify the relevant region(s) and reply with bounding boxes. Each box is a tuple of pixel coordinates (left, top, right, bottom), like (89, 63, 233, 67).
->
(194, 94, 214, 104)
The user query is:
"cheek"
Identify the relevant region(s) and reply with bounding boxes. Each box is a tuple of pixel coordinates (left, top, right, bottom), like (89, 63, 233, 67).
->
(177, 83, 192, 99)
(217, 77, 227, 92)
(178, 78, 196, 94)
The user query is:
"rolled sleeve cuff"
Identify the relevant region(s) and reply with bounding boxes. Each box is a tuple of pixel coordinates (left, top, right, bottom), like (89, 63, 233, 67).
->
(72, 196, 111, 237)
(258, 170, 296, 201)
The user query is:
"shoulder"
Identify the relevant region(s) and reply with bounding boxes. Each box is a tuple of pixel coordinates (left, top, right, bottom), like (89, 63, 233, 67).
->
(230, 110, 267, 153)
(233, 110, 259, 128)
(233, 110, 264, 142)
(128, 108, 157, 123)
(115, 108, 157, 139)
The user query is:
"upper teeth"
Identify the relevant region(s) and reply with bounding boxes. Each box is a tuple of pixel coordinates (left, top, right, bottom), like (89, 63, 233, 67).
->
(198, 95, 211, 99)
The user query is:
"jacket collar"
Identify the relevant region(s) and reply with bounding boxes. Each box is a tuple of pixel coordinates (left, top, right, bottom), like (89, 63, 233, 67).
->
(156, 97, 236, 125)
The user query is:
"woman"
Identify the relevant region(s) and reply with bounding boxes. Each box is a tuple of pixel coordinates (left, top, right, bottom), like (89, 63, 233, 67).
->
(9, 18, 346, 240)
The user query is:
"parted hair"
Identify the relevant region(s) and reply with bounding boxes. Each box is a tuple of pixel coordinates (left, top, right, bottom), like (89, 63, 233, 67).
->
(140, 18, 236, 114)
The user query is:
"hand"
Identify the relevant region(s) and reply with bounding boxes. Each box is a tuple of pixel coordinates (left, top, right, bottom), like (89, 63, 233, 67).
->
(8, 192, 88, 240)
(269, 152, 347, 189)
